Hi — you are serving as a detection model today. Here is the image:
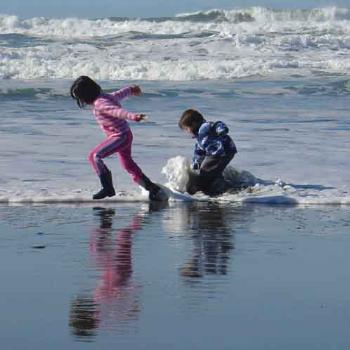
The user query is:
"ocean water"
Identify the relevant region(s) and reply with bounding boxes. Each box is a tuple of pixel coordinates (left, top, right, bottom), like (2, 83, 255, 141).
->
(0, 7, 349, 204)
(0, 7, 350, 348)
(1, 7, 350, 80)
(1, 76, 349, 204)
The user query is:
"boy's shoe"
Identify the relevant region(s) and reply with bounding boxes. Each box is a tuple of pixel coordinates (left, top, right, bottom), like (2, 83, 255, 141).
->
(205, 176, 230, 197)
(93, 170, 116, 200)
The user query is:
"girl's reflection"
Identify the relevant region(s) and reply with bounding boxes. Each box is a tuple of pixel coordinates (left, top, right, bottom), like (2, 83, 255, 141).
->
(69, 205, 163, 339)
(91, 208, 139, 303)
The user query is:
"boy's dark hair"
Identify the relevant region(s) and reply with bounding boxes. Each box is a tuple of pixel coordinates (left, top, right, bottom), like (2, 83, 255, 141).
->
(70, 76, 102, 108)
(178, 109, 205, 134)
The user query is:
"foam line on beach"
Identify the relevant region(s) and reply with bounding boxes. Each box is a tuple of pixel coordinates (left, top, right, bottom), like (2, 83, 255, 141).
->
(0, 191, 349, 206)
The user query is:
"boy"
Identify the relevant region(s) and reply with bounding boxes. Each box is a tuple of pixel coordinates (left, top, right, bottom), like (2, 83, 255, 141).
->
(178, 109, 237, 196)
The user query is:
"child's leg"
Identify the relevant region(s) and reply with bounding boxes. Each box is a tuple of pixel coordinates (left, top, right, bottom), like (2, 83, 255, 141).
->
(116, 131, 143, 183)
(116, 132, 167, 200)
(198, 153, 234, 192)
(88, 135, 128, 176)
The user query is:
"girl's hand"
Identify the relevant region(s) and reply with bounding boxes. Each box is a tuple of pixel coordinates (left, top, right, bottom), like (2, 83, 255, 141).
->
(135, 114, 147, 122)
(131, 85, 142, 96)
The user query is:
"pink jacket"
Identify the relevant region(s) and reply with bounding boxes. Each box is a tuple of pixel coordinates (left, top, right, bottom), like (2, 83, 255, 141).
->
(92, 87, 139, 137)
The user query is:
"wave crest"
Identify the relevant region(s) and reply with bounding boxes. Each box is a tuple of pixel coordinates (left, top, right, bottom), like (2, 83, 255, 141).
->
(176, 7, 350, 23)
(1, 7, 350, 80)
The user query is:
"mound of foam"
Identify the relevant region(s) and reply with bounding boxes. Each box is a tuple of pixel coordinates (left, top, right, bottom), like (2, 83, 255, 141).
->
(161, 156, 350, 205)
(161, 156, 260, 192)
(161, 156, 191, 192)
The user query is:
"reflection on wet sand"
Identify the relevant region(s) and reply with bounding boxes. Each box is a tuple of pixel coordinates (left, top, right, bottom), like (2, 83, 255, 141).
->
(69, 207, 144, 340)
(180, 204, 235, 279)
(69, 202, 249, 340)
(165, 203, 250, 281)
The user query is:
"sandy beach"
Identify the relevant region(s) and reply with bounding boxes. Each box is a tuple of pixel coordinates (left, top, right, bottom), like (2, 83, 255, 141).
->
(0, 203, 349, 349)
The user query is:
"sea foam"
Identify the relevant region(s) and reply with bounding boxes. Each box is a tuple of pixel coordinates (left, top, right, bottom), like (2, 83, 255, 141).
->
(0, 155, 349, 206)
(1, 7, 350, 80)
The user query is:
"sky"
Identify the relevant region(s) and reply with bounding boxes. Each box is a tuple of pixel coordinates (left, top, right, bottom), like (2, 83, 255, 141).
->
(1, 0, 350, 18)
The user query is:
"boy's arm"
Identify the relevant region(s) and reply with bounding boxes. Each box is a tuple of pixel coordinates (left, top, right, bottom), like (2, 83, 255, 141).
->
(192, 143, 205, 170)
(214, 121, 229, 136)
(111, 85, 141, 102)
(197, 121, 229, 156)
(198, 133, 225, 157)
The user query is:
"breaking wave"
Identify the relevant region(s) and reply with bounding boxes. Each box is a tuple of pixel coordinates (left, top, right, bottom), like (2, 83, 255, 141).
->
(1, 7, 350, 80)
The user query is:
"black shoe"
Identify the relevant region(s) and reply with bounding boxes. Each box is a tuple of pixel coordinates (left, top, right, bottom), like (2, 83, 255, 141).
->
(93, 188, 115, 200)
(205, 176, 230, 197)
(139, 174, 168, 201)
(149, 186, 161, 200)
(93, 170, 116, 200)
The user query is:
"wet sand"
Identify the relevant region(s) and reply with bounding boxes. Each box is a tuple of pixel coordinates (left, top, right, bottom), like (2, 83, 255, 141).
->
(0, 203, 349, 349)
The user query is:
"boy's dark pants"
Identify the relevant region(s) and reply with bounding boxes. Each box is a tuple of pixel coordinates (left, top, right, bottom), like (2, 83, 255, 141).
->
(187, 152, 235, 195)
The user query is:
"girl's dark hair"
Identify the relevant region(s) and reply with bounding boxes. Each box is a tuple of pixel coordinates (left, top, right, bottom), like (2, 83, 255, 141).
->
(70, 76, 102, 108)
(178, 109, 205, 134)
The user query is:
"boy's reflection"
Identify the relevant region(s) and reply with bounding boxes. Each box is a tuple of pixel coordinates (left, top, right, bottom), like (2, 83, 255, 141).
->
(69, 204, 167, 340)
(176, 203, 237, 279)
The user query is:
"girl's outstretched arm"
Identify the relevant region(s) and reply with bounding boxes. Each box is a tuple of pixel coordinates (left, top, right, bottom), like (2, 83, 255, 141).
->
(96, 99, 142, 121)
(111, 85, 142, 101)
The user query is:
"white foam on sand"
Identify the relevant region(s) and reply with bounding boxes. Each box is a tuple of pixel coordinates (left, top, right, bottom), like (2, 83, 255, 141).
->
(0, 190, 147, 204)
(1, 155, 349, 205)
(161, 156, 350, 205)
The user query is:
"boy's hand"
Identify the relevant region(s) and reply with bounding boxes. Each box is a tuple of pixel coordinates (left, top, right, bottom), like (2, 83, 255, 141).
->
(135, 114, 147, 122)
(192, 162, 200, 170)
(131, 85, 142, 96)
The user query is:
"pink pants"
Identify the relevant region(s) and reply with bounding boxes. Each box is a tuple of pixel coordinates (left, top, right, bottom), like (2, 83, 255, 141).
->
(88, 130, 143, 183)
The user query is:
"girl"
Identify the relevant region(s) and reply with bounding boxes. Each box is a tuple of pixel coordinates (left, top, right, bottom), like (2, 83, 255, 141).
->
(70, 76, 164, 200)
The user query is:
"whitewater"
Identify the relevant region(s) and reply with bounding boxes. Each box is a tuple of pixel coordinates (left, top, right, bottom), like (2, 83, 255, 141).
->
(0, 7, 349, 205)
(1, 7, 350, 80)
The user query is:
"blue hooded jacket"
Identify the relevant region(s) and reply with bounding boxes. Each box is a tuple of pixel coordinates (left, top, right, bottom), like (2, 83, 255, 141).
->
(192, 121, 237, 169)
